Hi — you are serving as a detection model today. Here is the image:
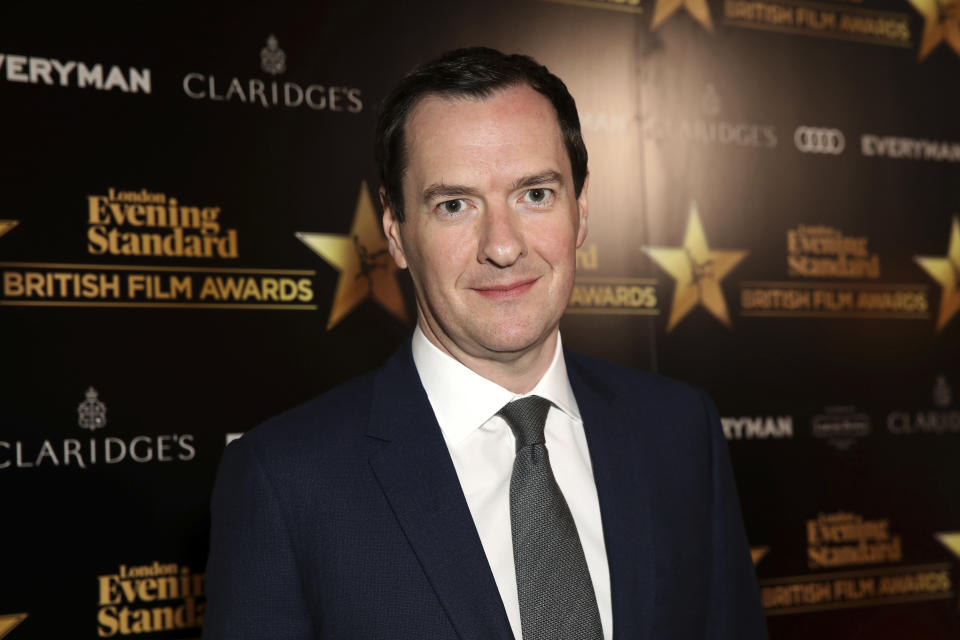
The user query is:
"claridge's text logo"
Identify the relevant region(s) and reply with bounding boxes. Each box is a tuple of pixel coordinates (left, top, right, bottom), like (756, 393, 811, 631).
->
(0, 386, 195, 470)
(183, 34, 362, 112)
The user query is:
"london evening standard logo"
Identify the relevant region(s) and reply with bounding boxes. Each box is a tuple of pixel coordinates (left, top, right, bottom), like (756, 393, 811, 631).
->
(760, 511, 953, 616)
(787, 225, 879, 278)
(97, 561, 204, 638)
(0, 53, 150, 94)
(183, 34, 362, 113)
(887, 375, 960, 435)
(86, 188, 238, 259)
(0, 187, 317, 311)
(808, 511, 903, 569)
(0, 387, 195, 470)
(740, 224, 930, 321)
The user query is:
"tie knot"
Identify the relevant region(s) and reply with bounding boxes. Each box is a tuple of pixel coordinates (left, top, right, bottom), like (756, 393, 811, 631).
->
(497, 395, 553, 450)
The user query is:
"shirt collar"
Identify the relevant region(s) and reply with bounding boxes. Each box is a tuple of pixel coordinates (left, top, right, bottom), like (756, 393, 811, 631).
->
(412, 326, 581, 445)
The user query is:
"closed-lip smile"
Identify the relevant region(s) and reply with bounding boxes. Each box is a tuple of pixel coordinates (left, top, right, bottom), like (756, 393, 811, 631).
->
(471, 277, 539, 300)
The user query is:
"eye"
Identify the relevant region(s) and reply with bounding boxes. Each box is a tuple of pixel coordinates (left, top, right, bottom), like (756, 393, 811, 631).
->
(437, 199, 468, 215)
(521, 188, 554, 206)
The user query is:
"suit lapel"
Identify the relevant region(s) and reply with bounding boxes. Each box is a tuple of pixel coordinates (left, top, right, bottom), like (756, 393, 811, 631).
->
(366, 343, 514, 640)
(568, 354, 657, 640)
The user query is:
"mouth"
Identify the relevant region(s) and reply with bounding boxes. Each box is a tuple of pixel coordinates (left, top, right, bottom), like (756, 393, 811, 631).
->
(471, 277, 539, 300)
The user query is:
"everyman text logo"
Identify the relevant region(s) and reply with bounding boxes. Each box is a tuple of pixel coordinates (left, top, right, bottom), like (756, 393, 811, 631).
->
(0, 53, 150, 93)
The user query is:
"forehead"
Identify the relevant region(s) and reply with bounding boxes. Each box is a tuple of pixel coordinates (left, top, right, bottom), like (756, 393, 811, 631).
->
(402, 84, 568, 195)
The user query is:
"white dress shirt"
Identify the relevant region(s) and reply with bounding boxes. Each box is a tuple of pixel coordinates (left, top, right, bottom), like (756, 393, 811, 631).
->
(411, 327, 613, 640)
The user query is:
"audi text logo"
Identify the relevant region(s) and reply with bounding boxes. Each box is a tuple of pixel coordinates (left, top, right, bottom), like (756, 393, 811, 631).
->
(794, 127, 845, 154)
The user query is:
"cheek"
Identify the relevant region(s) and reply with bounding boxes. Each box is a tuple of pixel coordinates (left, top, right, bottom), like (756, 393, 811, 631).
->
(531, 222, 579, 267)
(410, 228, 475, 289)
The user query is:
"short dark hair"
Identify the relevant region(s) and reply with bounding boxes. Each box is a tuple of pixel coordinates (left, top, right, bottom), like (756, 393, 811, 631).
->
(375, 47, 588, 222)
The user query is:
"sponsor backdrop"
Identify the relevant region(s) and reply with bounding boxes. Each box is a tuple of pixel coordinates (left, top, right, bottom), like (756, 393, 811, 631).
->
(1, 0, 958, 637)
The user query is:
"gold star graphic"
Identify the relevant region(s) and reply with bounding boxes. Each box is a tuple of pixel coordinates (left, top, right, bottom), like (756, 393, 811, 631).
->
(643, 203, 747, 331)
(296, 181, 408, 330)
(651, 0, 714, 31)
(908, 0, 960, 60)
(0, 220, 19, 240)
(750, 546, 770, 566)
(914, 217, 960, 331)
(935, 531, 960, 559)
(0, 613, 27, 639)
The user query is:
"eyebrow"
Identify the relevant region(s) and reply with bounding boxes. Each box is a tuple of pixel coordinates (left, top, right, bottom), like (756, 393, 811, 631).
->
(421, 170, 565, 204)
(421, 183, 482, 204)
(508, 170, 564, 191)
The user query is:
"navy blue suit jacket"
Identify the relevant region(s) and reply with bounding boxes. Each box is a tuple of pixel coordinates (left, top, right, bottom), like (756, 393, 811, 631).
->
(203, 340, 767, 639)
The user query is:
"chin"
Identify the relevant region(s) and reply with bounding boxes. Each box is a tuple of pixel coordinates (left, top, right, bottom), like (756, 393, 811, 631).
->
(474, 321, 555, 356)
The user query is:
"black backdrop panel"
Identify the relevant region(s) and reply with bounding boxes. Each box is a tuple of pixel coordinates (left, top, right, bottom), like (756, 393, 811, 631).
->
(1, 1, 958, 637)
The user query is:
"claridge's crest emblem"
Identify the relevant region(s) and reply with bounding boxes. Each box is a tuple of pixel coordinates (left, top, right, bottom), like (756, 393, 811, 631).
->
(934, 375, 952, 408)
(699, 83, 721, 118)
(260, 34, 286, 75)
(77, 387, 107, 431)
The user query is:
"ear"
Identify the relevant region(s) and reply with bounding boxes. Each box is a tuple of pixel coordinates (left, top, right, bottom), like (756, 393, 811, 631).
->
(575, 172, 589, 248)
(381, 188, 408, 269)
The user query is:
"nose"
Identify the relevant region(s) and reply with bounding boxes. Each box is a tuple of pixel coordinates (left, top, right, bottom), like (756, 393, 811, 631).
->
(478, 203, 525, 267)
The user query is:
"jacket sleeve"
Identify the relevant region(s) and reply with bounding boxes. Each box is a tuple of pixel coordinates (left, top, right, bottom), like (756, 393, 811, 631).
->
(700, 391, 769, 640)
(203, 437, 319, 639)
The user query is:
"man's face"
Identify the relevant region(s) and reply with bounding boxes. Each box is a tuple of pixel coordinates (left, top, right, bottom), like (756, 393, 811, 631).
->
(383, 83, 588, 365)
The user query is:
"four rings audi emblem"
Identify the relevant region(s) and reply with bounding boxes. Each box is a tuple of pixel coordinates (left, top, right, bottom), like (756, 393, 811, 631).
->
(794, 127, 845, 154)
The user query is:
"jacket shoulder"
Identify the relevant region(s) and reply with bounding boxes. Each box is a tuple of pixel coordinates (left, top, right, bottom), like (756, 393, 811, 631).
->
(236, 368, 378, 463)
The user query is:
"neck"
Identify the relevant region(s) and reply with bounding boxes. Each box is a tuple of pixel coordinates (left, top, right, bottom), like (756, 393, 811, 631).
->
(418, 322, 558, 395)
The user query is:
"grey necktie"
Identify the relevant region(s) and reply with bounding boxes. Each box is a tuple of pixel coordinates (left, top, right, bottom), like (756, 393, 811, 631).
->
(498, 395, 604, 640)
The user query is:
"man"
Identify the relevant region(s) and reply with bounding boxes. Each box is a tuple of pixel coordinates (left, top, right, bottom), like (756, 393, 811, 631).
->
(204, 47, 767, 640)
